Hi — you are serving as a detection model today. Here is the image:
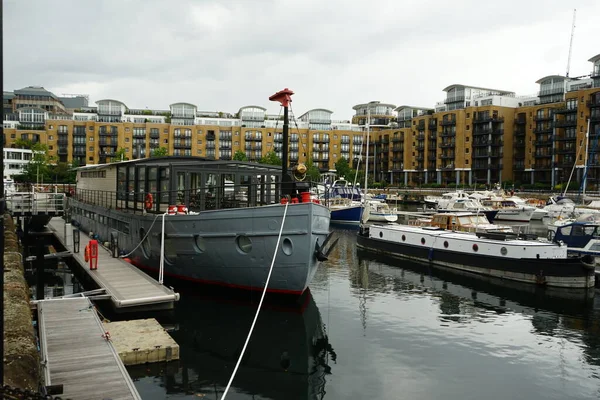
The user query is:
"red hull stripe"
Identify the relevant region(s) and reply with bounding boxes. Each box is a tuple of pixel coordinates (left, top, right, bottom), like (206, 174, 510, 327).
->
(128, 259, 304, 296)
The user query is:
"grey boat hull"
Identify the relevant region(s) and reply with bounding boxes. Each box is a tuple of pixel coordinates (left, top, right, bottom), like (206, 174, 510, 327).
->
(70, 200, 331, 295)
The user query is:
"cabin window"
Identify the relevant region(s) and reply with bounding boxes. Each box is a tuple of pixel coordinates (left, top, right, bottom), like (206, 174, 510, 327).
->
(137, 167, 146, 203)
(148, 167, 158, 197)
(117, 167, 127, 200)
(584, 226, 595, 236)
(572, 226, 584, 236)
(159, 167, 170, 204)
(558, 226, 572, 236)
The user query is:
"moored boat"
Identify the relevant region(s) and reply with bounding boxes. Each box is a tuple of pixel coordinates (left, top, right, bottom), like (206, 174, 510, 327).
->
(68, 88, 335, 295)
(357, 223, 595, 288)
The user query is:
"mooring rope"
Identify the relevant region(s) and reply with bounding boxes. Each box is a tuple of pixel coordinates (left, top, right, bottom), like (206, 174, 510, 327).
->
(120, 212, 162, 258)
(220, 201, 290, 400)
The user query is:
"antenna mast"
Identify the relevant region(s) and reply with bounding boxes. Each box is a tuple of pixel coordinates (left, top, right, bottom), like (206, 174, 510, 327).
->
(566, 8, 576, 77)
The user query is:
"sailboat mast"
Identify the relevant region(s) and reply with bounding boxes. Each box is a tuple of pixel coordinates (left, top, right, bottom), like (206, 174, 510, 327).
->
(364, 108, 370, 195)
(583, 117, 591, 197)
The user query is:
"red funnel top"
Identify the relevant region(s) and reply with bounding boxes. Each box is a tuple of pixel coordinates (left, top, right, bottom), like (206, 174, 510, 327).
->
(269, 88, 294, 108)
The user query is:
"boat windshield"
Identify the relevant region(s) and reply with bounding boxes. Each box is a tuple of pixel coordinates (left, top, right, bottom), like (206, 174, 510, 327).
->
(458, 216, 473, 225)
(469, 215, 489, 224)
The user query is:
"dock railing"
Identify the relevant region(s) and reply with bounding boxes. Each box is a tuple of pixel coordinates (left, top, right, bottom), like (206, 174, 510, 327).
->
(6, 191, 66, 216)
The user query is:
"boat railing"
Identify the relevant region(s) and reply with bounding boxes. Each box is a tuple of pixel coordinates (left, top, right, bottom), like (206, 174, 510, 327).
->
(71, 182, 284, 214)
(6, 192, 66, 215)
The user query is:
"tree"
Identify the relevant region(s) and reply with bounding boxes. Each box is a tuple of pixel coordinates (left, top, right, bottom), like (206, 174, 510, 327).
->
(259, 151, 282, 166)
(334, 157, 352, 181)
(304, 157, 321, 182)
(233, 150, 248, 161)
(21, 143, 53, 183)
(14, 138, 35, 149)
(111, 148, 129, 162)
(151, 147, 169, 157)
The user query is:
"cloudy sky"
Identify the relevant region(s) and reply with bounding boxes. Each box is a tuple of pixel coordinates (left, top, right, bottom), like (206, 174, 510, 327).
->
(4, 0, 600, 120)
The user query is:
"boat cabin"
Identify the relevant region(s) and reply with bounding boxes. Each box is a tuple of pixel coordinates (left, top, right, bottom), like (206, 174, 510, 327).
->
(74, 156, 286, 213)
(413, 212, 512, 233)
(553, 222, 600, 249)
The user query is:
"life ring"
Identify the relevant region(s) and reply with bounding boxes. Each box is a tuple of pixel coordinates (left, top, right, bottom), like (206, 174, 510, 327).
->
(144, 193, 153, 210)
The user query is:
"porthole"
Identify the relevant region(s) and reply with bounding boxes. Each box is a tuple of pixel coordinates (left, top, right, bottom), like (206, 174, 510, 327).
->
(444, 241, 449, 248)
(194, 235, 206, 253)
(236, 235, 253, 253)
(282, 238, 293, 256)
(500, 247, 507, 255)
(379, 231, 383, 238)
(421, 238, 426, 245)
(473, 244, 479, 252)
(402, 235, 406, 241)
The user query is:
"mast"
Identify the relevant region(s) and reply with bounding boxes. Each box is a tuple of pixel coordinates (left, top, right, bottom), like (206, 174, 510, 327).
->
(269, 88, 294, 194)
(364, 108, 370, 195)
(582, 117, 591, 197)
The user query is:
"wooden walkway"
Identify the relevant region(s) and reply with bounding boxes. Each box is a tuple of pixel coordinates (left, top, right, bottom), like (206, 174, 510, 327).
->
(48, 217, 179, 311)
(38, 297, 141, 400)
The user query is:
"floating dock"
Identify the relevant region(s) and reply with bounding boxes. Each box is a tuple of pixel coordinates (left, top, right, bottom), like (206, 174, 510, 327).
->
(48, 217, 179, 311)
(37, 297, 142, 399)
(103, 318, 180, 365)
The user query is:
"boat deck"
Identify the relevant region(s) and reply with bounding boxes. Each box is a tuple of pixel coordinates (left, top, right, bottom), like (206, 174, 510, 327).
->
(37, 297, 142, 400)
(48, 217, 179, 311)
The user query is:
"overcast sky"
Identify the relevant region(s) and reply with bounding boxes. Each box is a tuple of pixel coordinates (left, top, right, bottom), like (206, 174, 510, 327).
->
(4, 0, 600, 120)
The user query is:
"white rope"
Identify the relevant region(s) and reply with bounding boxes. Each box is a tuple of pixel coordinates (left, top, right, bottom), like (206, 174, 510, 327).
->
(159, 212, 167, 285)
(220, 201, 290, 400)
(120, 212, 162, 258)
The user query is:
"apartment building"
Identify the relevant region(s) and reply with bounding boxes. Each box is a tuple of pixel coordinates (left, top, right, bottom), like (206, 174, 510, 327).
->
(2, 147, 33, 180)
(3, 54, 599, 188)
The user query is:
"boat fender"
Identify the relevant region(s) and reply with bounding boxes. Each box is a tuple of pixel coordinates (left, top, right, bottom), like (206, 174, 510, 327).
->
(84, 244, 90, 262)
(581, 254, 595, 270)
(144, 193, 153, 210)
(428, 248, 434, 261)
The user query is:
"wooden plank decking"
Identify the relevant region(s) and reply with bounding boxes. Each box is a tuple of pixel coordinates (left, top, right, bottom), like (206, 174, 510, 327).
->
(38, 297, 142, 400)
(48, 217, 179, 311)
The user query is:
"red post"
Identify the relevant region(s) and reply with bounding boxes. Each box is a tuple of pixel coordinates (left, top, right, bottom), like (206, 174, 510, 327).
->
(89, 239, 98, 270)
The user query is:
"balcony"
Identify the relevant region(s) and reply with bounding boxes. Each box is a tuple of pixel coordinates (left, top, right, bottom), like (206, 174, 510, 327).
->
(587, 99, 600, 108)
(554, 147, 576, 155)
(150, 131, 160, 139)
(472, 153, 489, 159)
(245, 135, 262, 142)
(57, 147, 68, 155)
(534, 115, 553, 122)
(291, 136, 299, 143)
(392, 146, 404, 152)
(534, 139, 553, 146)
(415, 155, 424, 161)
(219, 143, 232, 150)
(514, 117, 527, 125)
(490, 141, 503, 147)
(472, 140, 489, 147)
(444, 95, 465, 104)
(472, 129, 491, 136)
(290, 154, 299, 161)
(440, 153, 455, 160)
(555, 135, 577, 141)
(440, 118, 457, 126)
(473, 115, 504, 124)
(534, 152, 552, 158)
(534, 125, 553, 134)
(491, 129, 504, 136)
(73, 148, 86, 156)
(441, 164, 455, 171)
(554, 106, 577, 114)
(428, 120, 437, 129)
(591, 113, 600, 122)
(554, 119, 577, 128)
(440, 131, 456, 137)
(173, 142, 191, 149)
(538, 87, 564, 97)
(440, 142, 455, 148)
(392, 157, 403, 162)
(514, 130, 526, 137)
(57, 138, 69, 145)
(206, 133, 216, 141)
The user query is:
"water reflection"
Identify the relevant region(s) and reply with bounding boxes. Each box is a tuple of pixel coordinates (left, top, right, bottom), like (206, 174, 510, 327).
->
(132, 289, 334, 400)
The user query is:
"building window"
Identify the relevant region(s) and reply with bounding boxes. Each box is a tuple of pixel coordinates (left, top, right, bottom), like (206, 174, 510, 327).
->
(48, 135, 54, 140)
(125, 138, 130, 142)
(89, 146, 94, 151)
(49, 146, 53, 150)
(164, 139, 168, 144)
(48, 125, 54, 129)
(89, 137, 94, 142)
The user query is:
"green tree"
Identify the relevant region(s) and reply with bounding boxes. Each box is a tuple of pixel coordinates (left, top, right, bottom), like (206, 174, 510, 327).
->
(304, 157, 321, 182)
(233, 150, 248, 161)
(334, 157, 352, 181)
(111, 148, 129, 162)
(21, 143, 53, 183)
(14, 138, 35, 149)
(151, 147, 169, 157)
(259, 151, 282, 166)
(142, 109, 153, 115)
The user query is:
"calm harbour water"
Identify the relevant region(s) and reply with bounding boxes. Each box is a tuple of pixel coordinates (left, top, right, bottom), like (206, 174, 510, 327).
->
(130, 222, 600, 400)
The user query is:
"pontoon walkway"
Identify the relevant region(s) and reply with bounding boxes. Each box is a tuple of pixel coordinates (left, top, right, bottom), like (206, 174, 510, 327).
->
(48, 217, 179, 311)
(37, 297, 142, 399)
